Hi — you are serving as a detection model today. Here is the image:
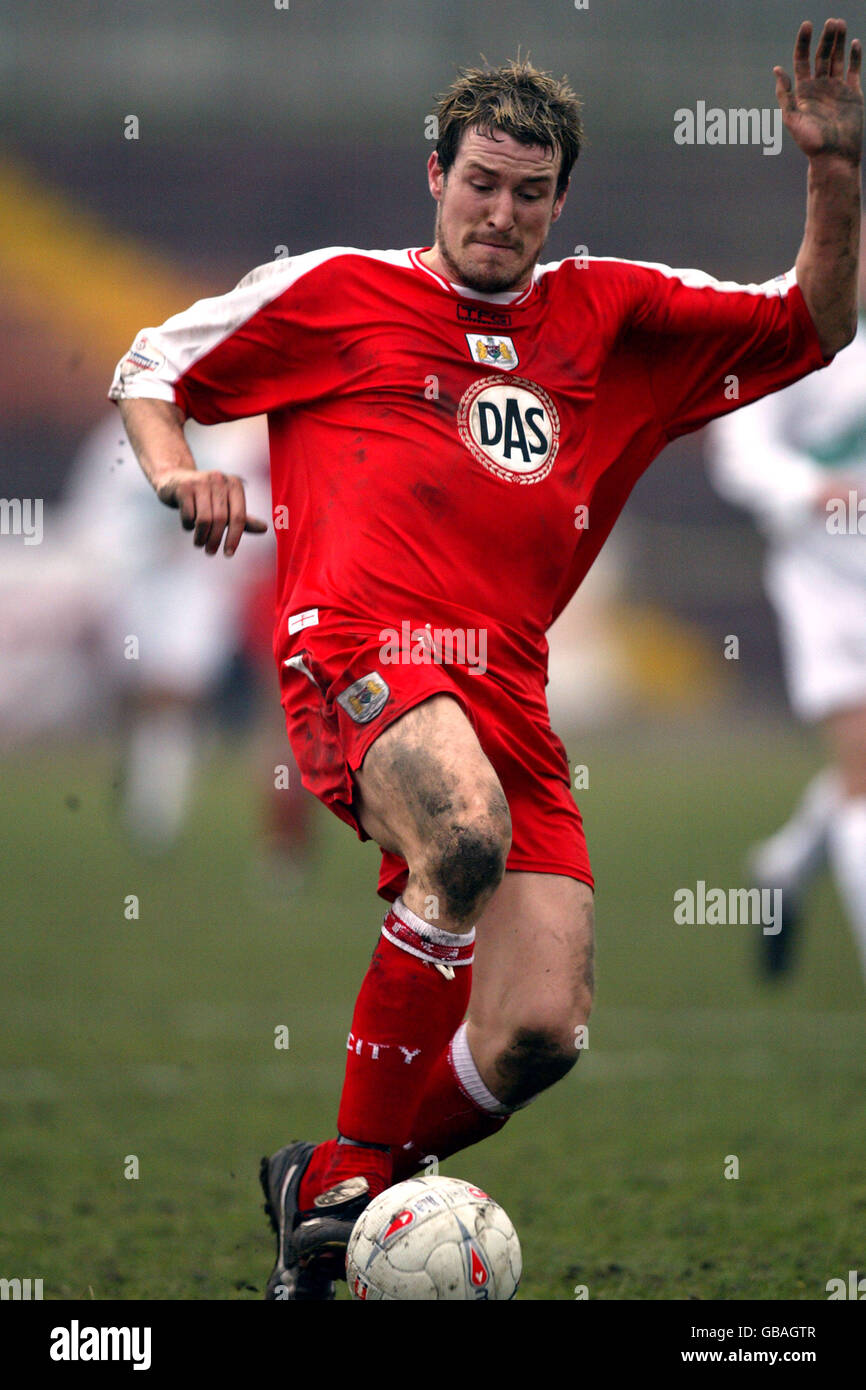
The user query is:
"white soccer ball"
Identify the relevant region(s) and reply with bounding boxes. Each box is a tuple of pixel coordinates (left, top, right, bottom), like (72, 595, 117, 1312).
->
(346, 1175, 521, 1301)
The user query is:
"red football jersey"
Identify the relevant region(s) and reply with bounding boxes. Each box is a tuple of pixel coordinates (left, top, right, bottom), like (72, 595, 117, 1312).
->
(109, 247, 829, 679)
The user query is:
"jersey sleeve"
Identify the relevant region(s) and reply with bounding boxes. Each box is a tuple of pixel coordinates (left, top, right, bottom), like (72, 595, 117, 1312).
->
(108, 250, 350, 423)
(619, 261, 832, 440)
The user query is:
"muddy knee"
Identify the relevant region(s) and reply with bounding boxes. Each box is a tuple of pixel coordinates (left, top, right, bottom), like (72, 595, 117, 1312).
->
(422, 792, 512, 924)
(491, 1022, 585, 1109)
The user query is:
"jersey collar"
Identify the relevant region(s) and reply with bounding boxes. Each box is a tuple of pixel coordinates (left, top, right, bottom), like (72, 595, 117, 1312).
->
(409, 248, 537, 307)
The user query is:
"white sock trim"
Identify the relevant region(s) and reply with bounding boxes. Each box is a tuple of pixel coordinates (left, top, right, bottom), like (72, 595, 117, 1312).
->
(450, 1021, 534, 1116)
(392, 897, 476, 950)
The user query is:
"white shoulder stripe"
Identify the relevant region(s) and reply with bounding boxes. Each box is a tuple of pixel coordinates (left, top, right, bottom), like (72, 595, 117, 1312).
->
(535, 255, 798, 299)
(233, 245, 415, 293)
(109, 246, 415, 402)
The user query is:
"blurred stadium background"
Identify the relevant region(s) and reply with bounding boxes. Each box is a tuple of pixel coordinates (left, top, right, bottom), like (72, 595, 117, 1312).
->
(2, 0, 865, 1301)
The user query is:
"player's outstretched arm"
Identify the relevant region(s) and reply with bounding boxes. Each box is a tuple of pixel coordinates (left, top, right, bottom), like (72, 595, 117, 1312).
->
(778, 18, 863, 356)
(118, 397, 268, 557)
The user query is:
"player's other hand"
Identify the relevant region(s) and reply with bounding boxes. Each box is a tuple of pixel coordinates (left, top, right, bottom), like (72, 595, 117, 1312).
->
(155, 468, 269, 555)
(775, 19, 863, 164)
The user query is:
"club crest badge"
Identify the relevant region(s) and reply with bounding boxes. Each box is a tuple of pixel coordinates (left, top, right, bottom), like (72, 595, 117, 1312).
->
(336, 672, 390, 724)
(465, 333, 518, 371)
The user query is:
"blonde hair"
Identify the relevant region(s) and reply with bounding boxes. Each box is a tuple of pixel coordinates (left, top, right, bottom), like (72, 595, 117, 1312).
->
(434, 58, 584, 197)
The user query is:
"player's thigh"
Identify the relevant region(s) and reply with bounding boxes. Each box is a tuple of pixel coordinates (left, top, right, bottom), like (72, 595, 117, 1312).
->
(353, 693, 511, 861)
(822, 703, 866, 796)
(468, 871, 595, 1048)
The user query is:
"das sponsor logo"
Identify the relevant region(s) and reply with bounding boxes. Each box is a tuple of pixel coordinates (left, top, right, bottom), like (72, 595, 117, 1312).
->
(457, 376, 559, 484)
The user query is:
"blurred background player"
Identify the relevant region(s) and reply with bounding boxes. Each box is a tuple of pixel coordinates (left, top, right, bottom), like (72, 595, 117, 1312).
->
(706, 231, 866, 982)
(61, 411, 314, 868)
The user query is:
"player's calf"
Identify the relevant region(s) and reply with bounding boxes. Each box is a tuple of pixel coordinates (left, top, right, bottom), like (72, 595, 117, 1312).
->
(465, 874, 595, 1108)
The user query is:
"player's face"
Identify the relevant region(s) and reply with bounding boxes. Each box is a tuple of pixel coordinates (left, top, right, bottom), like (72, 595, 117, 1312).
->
(424, 128, 568, 294)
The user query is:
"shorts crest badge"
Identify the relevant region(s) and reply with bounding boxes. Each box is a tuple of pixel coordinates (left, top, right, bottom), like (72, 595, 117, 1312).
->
(336, 671, 390, 724)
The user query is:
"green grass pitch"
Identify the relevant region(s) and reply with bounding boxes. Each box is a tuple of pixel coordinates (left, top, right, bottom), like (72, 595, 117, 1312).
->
(2, 725, 864, 1300)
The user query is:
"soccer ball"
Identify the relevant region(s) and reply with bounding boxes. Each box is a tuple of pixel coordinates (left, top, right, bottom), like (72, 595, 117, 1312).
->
(346, 1175, 521, 1300)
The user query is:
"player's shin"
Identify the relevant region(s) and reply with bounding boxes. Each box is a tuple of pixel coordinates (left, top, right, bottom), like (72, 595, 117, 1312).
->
(302, 898, 474, 1204)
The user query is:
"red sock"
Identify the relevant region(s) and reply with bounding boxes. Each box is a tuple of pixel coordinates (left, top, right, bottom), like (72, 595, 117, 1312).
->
(297, 1138, 339, 1210)
(298, 899, 474, 1206)
(391, 1026, 510, 1182)
(297, 1137, 393, 1207)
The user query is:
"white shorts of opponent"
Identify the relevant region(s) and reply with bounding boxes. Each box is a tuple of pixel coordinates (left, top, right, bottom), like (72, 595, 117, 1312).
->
(765, 532, 866, 723)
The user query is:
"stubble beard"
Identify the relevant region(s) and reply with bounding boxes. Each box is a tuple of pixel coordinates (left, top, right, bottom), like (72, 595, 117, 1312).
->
(434, 204, 537, 295)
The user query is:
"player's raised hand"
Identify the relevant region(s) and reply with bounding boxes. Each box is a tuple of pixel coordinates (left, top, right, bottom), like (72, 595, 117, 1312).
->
(155, 468, 269, 556)
(774, 19, 863, 164)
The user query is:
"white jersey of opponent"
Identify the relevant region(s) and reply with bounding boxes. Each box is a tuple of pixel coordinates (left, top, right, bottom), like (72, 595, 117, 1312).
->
(706, 315, 866, 721)
(64, 412, 272, 696)
(707, 314, 866, 575)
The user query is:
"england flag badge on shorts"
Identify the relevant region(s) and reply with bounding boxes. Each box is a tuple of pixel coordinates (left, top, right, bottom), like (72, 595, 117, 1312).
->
(336, 671, 390, 723)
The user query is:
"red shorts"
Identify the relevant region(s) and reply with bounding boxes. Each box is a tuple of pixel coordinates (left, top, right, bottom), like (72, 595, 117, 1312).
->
(278, 618, 593, 902)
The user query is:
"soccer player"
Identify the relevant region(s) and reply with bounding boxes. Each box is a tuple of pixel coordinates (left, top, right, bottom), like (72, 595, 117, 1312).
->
(109, 21, 862, 1300)
(706, 228, 866, 982)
